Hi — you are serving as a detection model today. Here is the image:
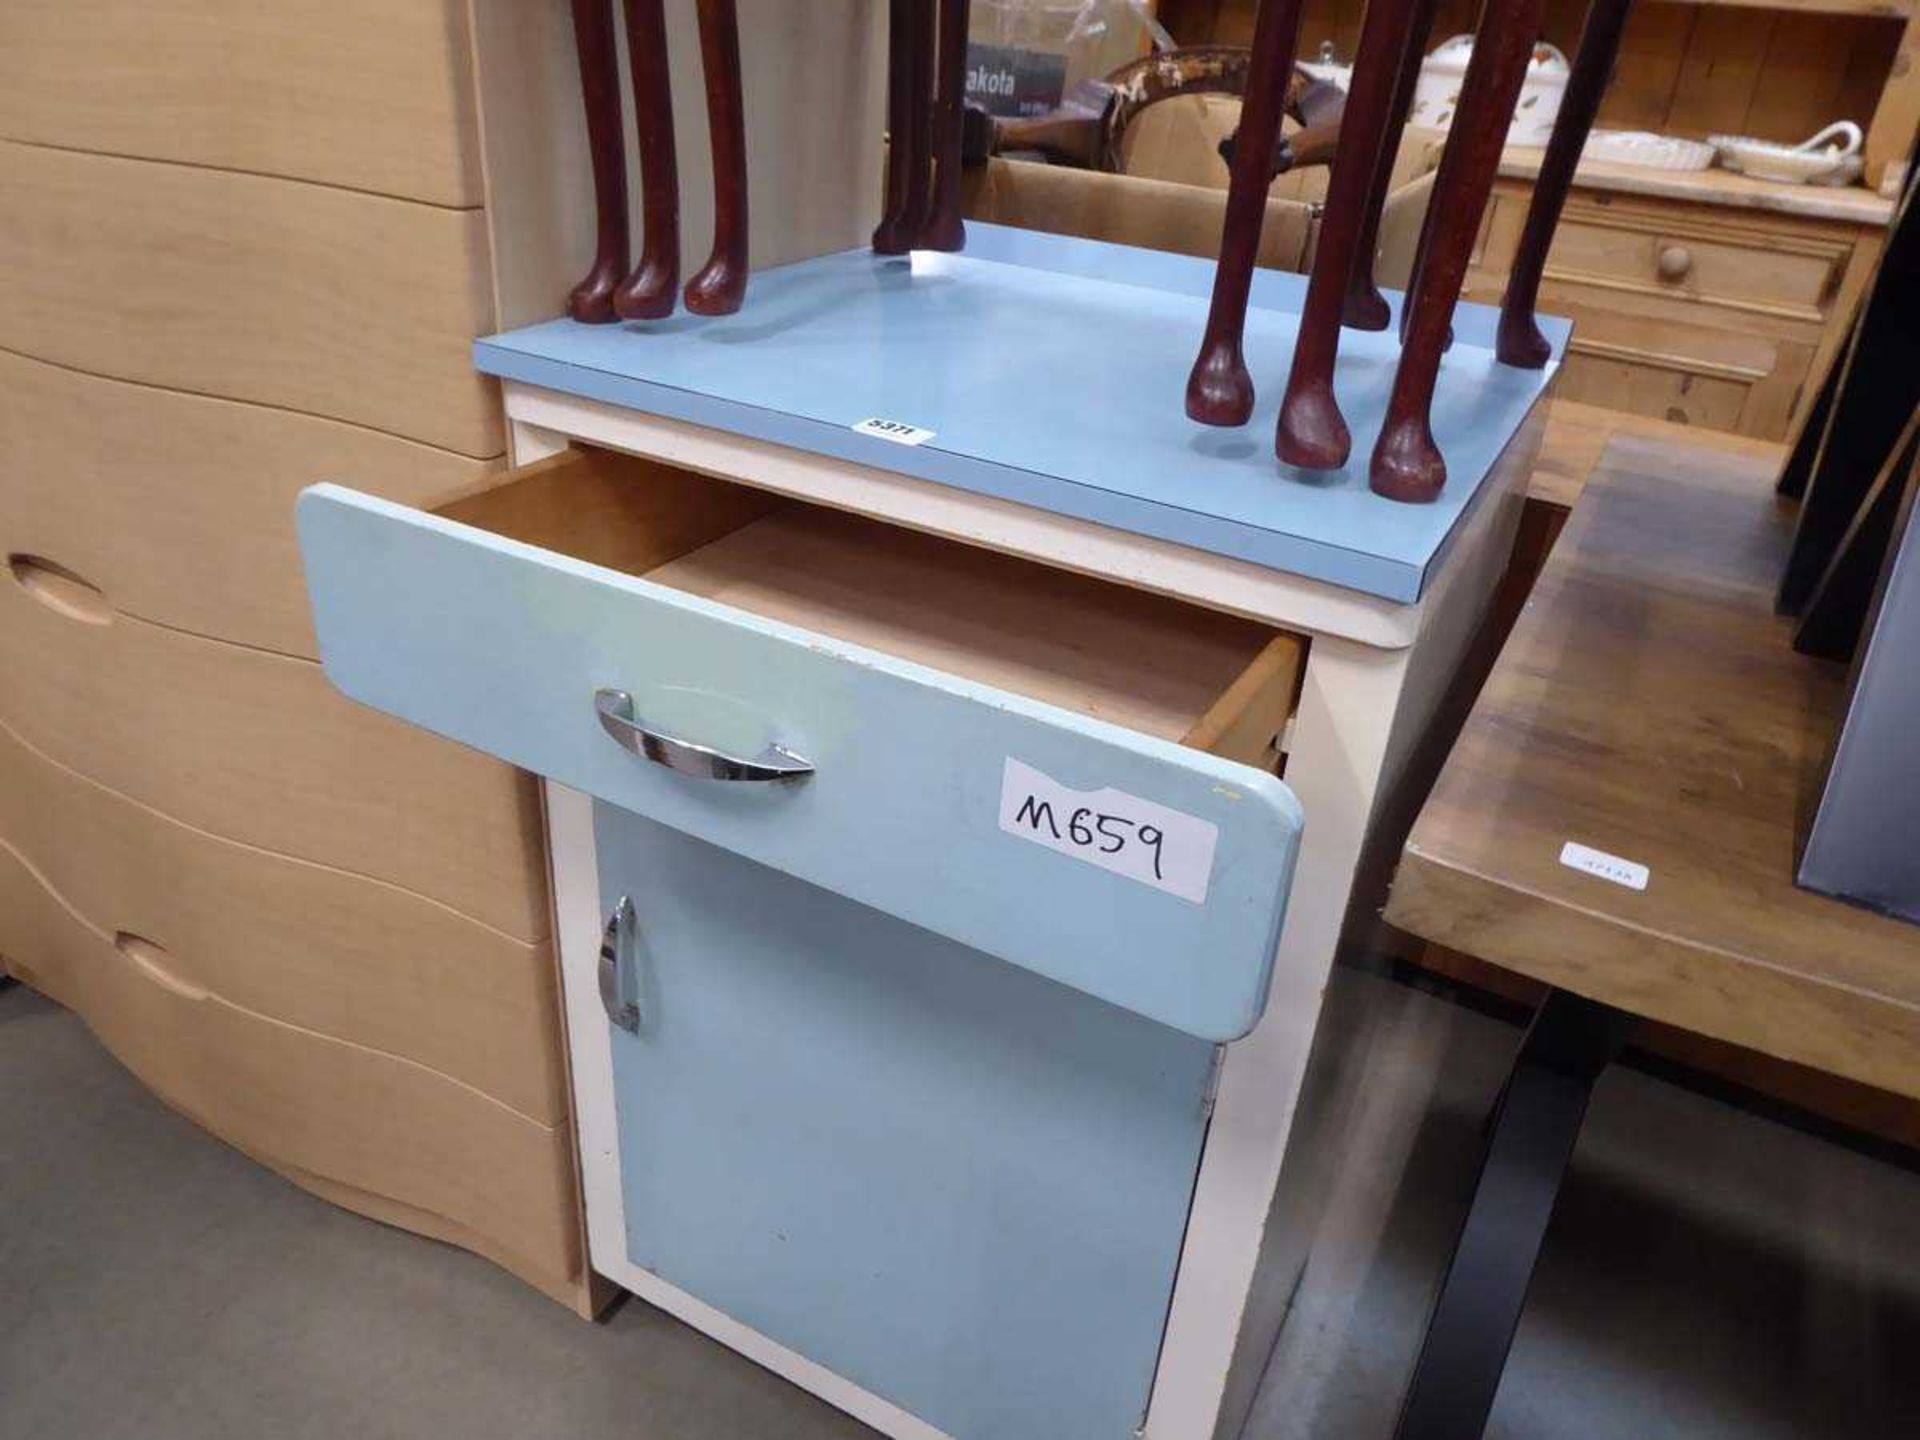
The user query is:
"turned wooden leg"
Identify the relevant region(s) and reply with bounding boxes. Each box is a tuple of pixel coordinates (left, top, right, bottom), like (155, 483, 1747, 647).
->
(1394, 178, 1454, 352)
(919, 0, 971, 251)
(1276, 0, 1422, 469)
(903, 0, 938, 240)
(1372, 0, 1545, 503)
(1184, 0, 1309, 427)
(613, 0, 681, 320)
(1498, 0, 1633, 366)
(887, 0, 940, 250)
(1343, 0, 1439, 331)
(1397, 199, 1433, 343)
(566, 0, 629, 324)
(685, 0, 749, 316)
(873, 0, 917, 253)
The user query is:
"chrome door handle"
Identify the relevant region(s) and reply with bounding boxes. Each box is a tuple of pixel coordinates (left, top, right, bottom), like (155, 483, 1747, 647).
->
(594, 688, 813, 782)
(599, 895, 641, 1034)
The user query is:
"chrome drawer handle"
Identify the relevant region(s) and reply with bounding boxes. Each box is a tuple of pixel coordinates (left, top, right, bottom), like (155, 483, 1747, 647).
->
(594, 688, 813, 783)
(599, 895, 641, 1034)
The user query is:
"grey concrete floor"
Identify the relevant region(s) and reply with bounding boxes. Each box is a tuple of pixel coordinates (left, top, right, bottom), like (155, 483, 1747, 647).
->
(1245, 977, 1920, 1440)
(4, 976, 1917, 1440)
(0, 983, 869, 1440)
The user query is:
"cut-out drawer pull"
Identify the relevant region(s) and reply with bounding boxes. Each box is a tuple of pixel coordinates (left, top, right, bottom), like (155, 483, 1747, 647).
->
(8, 554, 111, 625)
(593, 687, 812, 783)
(114, 932, 207, 1002)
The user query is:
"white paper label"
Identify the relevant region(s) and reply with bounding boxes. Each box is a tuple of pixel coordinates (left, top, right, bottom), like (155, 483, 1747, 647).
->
(998, 758, 1218, 903)
(852, 416, 936, 447)
(1559, 841, 1649, 892)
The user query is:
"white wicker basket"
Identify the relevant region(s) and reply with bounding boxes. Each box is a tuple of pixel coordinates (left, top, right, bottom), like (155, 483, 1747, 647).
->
(1580, 130, 1716, 171)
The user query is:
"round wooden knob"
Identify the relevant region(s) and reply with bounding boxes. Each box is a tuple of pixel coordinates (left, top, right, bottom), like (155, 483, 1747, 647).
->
(1657, 244, 1693, 281)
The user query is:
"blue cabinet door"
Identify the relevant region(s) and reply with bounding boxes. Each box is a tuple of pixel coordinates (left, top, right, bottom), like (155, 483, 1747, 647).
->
(598, 802, 1219, 1440)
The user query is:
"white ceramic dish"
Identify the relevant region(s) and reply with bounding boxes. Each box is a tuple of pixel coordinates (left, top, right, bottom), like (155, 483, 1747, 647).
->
(1579, 129, 1716, 171)
(1410, 35, 1570, 145)
(1711, 122, 1864, 185)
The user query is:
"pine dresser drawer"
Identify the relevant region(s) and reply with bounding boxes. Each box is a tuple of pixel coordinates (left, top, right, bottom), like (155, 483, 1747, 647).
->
(1504, 192, 1851, 324)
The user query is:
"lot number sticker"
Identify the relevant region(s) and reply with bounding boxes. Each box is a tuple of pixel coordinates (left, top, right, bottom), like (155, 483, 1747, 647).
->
(998, 758, 1218, 904)
(852, 416, 936, 447)
(1559, 841, 1650, 891)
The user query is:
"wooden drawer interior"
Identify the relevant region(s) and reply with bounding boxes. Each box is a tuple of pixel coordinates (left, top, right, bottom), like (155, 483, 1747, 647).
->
(433, 447, 1305, 772)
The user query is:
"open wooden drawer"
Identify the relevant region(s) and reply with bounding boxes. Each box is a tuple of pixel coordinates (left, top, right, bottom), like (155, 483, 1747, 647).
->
(299, 446, 1306, 1042)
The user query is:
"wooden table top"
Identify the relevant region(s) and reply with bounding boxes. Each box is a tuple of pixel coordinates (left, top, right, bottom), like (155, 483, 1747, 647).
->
(1528, 399, 1785, 511)
(1387, 433, 1920, 1102)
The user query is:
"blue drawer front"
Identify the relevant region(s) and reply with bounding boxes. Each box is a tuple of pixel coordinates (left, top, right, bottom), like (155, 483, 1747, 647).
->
(299, 484, 1304, 1041)
(599, 806, 1218, 1440)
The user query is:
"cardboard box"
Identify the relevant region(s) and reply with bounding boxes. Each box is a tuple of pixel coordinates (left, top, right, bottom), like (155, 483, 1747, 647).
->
(1117, 95, 1441, 199)
(963, 157, 1319, 271)
(962, 93, 1439, 285)
(969, 0, 1158, 110)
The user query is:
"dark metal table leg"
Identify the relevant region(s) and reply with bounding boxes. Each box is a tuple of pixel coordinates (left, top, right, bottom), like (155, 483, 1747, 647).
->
(1393, 989, 1633, 1440)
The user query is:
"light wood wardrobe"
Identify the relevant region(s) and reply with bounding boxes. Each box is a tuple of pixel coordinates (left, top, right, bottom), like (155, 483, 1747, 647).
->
(0, 1, 595, 1312)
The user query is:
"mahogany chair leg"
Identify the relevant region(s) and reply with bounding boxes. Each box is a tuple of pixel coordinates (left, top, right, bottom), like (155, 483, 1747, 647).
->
(903, 0, 938, 240)
(919, 0, 971, 251)
(566, 0, 629, 324)
(1394, 175, 1454, 353)
(613, 0, 681, 320)
(1372, 0, 1546, 503)
(1276, 0, 1422, 469)
(1184, 0, 1309, 427)
(1397, 204, 1433, 343)
(1498, 0, 1634, 366)
(1343, 0, 1439, 331)
(685, 0, 749, 316)
(873, 0, 917, 253)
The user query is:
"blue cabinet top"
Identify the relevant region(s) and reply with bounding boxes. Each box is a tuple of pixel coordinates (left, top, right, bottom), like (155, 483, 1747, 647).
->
(475, 224, 1566, 603)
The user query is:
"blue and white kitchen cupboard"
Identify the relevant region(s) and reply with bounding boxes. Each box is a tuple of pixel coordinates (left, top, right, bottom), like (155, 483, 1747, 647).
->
(300, 5, 1561, 1438)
